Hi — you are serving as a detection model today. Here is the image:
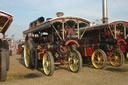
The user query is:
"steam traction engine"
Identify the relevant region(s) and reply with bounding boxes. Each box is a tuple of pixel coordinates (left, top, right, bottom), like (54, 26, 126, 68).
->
(78, 0, 125, 69)
(0, 11, 13, 81)
(23, 13, 90, 76)
(108, 21, 128, 60)
(79, 23, 124, 69)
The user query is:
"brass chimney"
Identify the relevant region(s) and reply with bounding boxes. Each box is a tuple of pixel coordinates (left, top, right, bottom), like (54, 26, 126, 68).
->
(56, 12, 64, 17)
(102, 0, 108, 23)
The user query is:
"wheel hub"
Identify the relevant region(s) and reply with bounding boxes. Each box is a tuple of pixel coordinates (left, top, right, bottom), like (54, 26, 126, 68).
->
(115, 56, 119, 61)
(98, 56, 102, 62)
(73, 59, 78, 64)
(91, 49, 107, 69)
(45, 61, 50, 67)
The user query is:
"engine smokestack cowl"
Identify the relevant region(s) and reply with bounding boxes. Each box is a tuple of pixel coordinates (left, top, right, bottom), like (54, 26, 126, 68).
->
(102, 0, 108, 23)
(56, 12, 64, 17)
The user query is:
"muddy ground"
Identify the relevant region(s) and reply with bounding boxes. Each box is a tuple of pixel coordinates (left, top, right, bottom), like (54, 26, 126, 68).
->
(1, 54, 128, 85)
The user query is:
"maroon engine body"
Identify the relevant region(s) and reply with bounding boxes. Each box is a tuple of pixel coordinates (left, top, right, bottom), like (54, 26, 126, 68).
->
(79, 21, 125, 69)
(108, 21, 128, 59)
(23, 15, 90, 76)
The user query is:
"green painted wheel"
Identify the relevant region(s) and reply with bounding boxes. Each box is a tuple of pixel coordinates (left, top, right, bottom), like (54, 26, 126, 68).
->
(91, 49, 107, 69)
(109, 49, 124, 67)
(43, 51, 54, 76)
(69, 49, 82, 73)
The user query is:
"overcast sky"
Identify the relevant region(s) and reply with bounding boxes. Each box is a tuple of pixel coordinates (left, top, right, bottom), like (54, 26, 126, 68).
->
(0, 0, 128, 40)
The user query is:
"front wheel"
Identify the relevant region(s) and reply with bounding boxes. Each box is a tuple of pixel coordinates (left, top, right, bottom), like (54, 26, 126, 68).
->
(68, 49, 82, 73)
(109, 49, 124, 67)
(42, 51, 54, 76)
(91, 49, 107, 69)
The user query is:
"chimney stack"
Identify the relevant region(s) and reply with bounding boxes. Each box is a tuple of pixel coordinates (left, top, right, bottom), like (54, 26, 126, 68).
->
(56, 12, 64, 17)
(102, 0, 108, 23)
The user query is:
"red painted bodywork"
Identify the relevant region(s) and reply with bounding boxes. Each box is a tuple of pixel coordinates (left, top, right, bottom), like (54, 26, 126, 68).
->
(85, 48, 93, 56)
(79, 21, 128, 58)
(117, 39, 127, 45)
(38, 49, 47, 60)
(0, 11, 13, 34)
(109, 21, 128, 26)
(120, 45, 126, 53)
(109, 21, 128, 54)
(65, 40, 79, 46)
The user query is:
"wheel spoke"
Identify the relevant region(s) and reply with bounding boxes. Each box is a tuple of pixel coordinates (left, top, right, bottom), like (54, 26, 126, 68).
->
(42, 52, 54, 76)
(109, 49, 124, 67)
(43, 55, 50, 74)
(91, 49, 106, 69)
(69, 50, 82, 73)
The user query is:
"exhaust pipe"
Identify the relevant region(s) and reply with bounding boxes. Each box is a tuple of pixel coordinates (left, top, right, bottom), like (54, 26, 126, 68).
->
(102, 0, 108, 23)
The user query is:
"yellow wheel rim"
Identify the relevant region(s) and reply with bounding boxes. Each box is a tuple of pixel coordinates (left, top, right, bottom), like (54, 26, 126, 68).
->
(126, 52, 128, 59)
(69, 51, 79, 72)
(109, 49, 124, 67)
(91, 49, 106, 69)
(24, 42, 30, 67)
(43, 53, 51, 75)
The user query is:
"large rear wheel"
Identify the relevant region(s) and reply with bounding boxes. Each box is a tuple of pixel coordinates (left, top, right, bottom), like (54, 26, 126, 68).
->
(24, 41, 30, 68)
(91, 49, 107, 69)
(42, 51, 54, 76)
(109, 49, 124, 67)
(0, 48, 7, 81)
(0, 41, 9, 71)
(6, 50, 9, 71)
(68, 49, 82, 73)
(30, 48, 38, 68)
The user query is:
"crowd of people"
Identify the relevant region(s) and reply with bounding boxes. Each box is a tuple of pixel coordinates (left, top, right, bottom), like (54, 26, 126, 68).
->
(9, 39, 24, 57)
